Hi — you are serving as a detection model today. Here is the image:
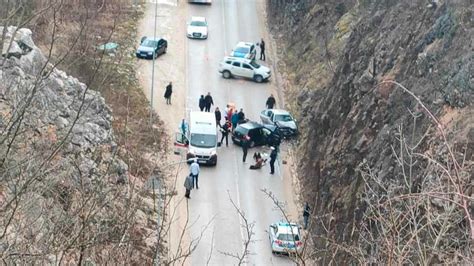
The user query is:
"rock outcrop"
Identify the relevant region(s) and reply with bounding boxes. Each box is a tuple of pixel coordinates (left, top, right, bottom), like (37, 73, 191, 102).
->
(0, 27, 147, 264)
(268, 0, 472, 264)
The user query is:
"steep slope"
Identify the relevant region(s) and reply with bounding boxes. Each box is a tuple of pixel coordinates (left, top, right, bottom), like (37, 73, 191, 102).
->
(268, 0, 472, 263)
(0, 27, 155, 264)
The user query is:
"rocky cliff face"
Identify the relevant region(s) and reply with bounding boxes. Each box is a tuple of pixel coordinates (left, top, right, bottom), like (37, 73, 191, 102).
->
(0, 27, 152, 264)
(268, 0, 472, 263)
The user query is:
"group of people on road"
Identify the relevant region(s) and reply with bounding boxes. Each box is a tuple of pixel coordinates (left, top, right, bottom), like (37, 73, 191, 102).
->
(199, 92, 214, 112)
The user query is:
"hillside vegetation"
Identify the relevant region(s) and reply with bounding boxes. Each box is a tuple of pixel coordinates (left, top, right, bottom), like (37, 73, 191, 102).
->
(268, 0, 473, 264)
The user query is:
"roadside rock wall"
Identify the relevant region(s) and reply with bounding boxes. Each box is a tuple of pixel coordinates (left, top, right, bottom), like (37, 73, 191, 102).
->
(268, 0, 472, 263)
(0, 27, 145, 264)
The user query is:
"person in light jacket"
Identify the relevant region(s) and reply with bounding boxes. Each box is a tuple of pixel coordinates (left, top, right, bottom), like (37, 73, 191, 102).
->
(184, 174, 193, 199)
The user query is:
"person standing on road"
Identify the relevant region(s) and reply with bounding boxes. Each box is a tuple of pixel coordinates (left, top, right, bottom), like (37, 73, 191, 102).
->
(180, 118, 188, 136)
(190, 158, 200, 189)
(237, 108, 245, 124)
(269, 146, 278, 174)
(266, 94, 276, 109)
(303, 202, 311, 229)
(241, 135, 250, 163)
(164, 82, 173, 105)
(184, 174, 193, 199)
(204, 92, 214, 112)
(199, 95, 205, 111)
(231, 110, 239, 130)
(259, 38, 266, 61)
(219, 119, 230, 147)
(215, 107, 222, 127)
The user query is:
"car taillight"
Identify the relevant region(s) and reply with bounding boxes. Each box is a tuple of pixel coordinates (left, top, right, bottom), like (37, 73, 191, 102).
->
(296, 241, 303, 246)
(275, 240, 283, 246)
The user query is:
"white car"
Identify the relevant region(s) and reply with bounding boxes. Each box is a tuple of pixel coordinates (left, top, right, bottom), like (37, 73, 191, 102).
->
(187, 17, 208, 39)
(269, 222, 303, 254)
(218, 56, 271, 83)
(260, 109, 298, 137)
(230, 42, 256, 60)
(188, 0, 212, 4)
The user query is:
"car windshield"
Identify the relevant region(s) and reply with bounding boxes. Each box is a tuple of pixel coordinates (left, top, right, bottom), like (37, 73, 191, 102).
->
(190, 133, 216, 148)
(274, 114, 293, 122)
(190, 21, 207, 27)
(142, 40, 157, 47)
(250, 60, 260, 68)
(277, 233, 300, 241)
(235, 47, 249, 54)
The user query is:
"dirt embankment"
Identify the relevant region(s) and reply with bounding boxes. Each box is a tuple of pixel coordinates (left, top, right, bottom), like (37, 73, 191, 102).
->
(267, 0, 473, 264)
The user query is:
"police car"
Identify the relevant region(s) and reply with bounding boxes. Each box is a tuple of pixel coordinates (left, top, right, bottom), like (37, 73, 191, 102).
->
(268, 222, 303, 254)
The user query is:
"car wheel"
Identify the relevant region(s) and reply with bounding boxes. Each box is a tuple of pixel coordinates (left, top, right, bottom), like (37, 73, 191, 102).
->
(254, 75, 263, 83)
(222, 70, 231, 79)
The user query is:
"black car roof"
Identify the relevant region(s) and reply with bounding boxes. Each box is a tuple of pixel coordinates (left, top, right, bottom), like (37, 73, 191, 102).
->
(239, 121, 262, 129)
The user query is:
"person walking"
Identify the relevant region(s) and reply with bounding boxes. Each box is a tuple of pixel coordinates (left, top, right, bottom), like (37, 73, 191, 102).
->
(164, 82, 173, 105)
(266, 94, 276, 109)
(215, 107, 222, 127)
(241, 135, 250, 163)
(204, 92, 214, 112)
(199, 95, 206, 111)
(180, 118, 188, 136)
(184, 174, 193, 199)
(231, 110, 239, 130)
(303, 202, 311, 229)
(269, 146, 278, 174)
(190, 158, 200, 189)
(219, 119, 230, 147)
(259, 38, 265, 61)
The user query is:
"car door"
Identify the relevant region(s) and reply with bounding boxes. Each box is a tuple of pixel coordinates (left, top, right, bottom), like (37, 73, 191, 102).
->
(157, 39, 165, 54)
(261, 127, 272, 145)
(231, 61, 243, 76)
(241, 63, 255, 78)
(173, 132, 189, 155)
(250, 44, 256, 59)
(260, 110, 272, 124)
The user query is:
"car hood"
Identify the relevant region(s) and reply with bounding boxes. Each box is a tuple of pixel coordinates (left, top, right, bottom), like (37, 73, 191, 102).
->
(275, 120, 297, 129)
(258, 65, 271, 73)
(187, 26, 207, 35)
(137, 46, 154, 53)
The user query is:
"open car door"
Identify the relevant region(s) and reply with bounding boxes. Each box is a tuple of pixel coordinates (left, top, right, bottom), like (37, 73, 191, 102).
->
(174, 132, 189, 155)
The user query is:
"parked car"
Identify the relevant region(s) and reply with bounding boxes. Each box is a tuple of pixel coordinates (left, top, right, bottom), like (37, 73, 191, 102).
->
(269, 222, 303, 254)
(260, 109, 298, 138)
(136, 37, 167, 59)
(230, 41, 256, 60)
(188, 0, 212, 4)
(231, 121, 281, 147)
(218, 56, 271, 83)
(187, 16, 208, 39)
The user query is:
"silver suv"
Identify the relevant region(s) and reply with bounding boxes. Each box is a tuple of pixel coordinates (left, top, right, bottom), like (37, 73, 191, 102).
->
(218, 57, 271, 83)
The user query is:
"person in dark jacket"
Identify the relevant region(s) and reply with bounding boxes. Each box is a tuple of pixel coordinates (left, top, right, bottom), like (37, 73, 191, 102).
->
(259, 38, 265, 61)
(198, 95, 205, 111)
(215, 107, 222, 127)
(231, 111, 239, 130)
(303, 202, 310, 229)
(204, 92, 214, 112)
(184, 174, 193, 199)
(266, 94, 276, 109)
(219, 119, 231, 147)
(269, 146, 278, 174)
(241, 135, 250, 163)
(237, 108, 245, 124)
(164, 82, 173, 105)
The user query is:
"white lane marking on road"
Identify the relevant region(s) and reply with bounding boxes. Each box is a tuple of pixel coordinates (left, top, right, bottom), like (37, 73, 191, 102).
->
(232, 147, 248, 266)
(221, 0, 228, 55)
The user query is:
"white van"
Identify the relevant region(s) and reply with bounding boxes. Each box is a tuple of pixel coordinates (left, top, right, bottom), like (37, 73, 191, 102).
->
(175, 111, 218, 165)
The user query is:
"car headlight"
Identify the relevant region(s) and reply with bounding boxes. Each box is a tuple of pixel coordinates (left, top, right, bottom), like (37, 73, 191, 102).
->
(210, 150, 216, 156)
(188, 149, 196, 155)
(148, 52, 153, 55)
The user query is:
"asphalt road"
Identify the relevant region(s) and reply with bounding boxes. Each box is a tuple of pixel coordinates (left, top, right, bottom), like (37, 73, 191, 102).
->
(185, 1, 297, 265)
